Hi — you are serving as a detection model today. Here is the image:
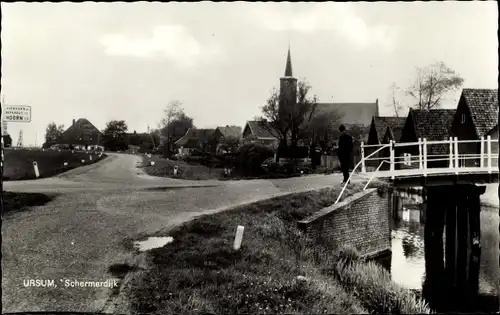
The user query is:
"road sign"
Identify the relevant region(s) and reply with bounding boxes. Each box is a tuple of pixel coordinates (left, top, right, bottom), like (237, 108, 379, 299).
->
(2, 105, 31, 123)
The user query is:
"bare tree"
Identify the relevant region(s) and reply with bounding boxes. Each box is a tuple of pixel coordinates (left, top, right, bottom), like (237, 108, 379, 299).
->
(406, 61, 464, 110)
(389, 82, 404, 117)
(159, 100, 185, 156)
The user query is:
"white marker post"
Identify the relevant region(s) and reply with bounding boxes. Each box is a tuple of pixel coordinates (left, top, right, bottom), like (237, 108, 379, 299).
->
(89, 155, 92, 161)
(233, 225, 245, 251)
(63, 162, 68, 167)
(81, 159, 85, 164)
(33, 161, 40, 178)
(173, 165, 178, 176)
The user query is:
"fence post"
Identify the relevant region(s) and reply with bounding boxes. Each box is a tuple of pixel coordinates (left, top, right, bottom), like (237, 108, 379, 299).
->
(487, 135, 492, 173)
(448, 137, 454, 168)
(360, 141, 366, 173)
(389, 140, 395, 172)
(454, 137, 459, 172)
(422, 138, 427, 176)
(418, 138, 423, 169)
(480, 136, 485, 168)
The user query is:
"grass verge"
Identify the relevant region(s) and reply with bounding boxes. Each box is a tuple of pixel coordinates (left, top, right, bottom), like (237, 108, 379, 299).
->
(126, 181, 429, 314)
(3, 148, 107, 181)
(3, 191, 55, 215)
(141, 155, 342, 181)
(141, 156, 223, 180)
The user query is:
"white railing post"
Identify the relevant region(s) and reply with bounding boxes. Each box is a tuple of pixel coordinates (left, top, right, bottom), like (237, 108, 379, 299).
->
(448, 137, 454, 168)
(418, 138, 423, 169)
(454, 137, 459, 171)
(480, 136, 485, 168)
(360, 141, 366, 173)
(487, 135, 492, 173)
(389, 140, 395, 179)
(422, 138, 427, 176)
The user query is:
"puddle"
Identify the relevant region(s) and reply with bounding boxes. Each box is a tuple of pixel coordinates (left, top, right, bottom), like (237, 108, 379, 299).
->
(134, 236, 174, 251)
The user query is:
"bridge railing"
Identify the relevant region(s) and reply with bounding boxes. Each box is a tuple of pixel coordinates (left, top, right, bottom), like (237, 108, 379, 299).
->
(335, 136, 498, 204)
(360, 136, 498, 176)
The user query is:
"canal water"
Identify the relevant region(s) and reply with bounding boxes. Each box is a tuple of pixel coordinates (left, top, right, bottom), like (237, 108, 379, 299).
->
(386, 183, 499, 312)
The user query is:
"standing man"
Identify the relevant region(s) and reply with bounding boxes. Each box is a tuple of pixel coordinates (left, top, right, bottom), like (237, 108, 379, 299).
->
(336, 124, 354, 184)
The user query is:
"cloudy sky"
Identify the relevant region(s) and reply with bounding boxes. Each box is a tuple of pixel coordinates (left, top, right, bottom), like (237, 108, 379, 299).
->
(1, 2, 498, 146)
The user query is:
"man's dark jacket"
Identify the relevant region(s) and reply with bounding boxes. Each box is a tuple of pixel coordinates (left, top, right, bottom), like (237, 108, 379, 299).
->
(337, 131, 354, 169)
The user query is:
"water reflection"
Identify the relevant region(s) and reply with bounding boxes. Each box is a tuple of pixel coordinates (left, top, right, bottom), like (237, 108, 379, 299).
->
(386, 186, 499, 313)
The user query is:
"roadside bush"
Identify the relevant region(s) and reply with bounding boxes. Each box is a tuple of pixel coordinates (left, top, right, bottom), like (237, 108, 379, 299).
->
(232, 143, 274, 176)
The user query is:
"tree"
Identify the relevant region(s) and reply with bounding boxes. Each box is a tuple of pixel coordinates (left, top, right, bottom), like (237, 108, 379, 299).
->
(260, 80, 318, 150)
(2, 134, 12, 148)
(303, 108, 341, 150)
(44, 122, 65, 144)
(159, 100, 194, 157)
(405, 61, 464, 110)
(388, 82, 405, 117)
(218, 136, 241, 154)
(103, 120, 128, 151)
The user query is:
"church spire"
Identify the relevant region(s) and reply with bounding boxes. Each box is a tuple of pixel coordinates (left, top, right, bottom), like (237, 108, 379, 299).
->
(284, 45, 293, 77)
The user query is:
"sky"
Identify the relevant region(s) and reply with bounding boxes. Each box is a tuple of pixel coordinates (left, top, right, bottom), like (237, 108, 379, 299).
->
(1, 2, 498, 146)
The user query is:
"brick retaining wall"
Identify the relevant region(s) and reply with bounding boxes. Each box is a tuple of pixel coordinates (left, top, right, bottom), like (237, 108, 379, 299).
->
(297, 188, 391, 258)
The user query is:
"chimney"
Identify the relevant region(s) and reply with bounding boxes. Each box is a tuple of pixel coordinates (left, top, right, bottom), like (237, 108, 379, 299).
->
(72, 119, 75, 126)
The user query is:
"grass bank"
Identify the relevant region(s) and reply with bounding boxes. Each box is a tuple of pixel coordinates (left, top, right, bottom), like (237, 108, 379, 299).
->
(124, 181, 429, 314)
(3, 191, 55, 215)
(141, 155, 340, 181)
(3, 148, 107, 181)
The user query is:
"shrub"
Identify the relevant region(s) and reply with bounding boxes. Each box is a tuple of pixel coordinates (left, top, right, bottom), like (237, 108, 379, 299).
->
(232, 143, 274, 176)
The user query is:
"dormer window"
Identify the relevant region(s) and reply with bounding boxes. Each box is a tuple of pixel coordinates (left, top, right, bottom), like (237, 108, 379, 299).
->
(461, 113, 466, 124)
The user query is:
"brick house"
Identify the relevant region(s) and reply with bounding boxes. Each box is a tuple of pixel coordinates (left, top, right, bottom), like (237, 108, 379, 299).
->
(397, 108, 456, 169)
(59, 118, 103, 149)
(449, 88, 498, 167)
(366, 116, 406, 169)
(174, 128, 215, 157)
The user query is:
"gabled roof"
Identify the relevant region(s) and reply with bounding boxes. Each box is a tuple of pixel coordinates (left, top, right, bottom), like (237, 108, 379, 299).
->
(244, 121, 279, 139)
(61, 118, 102, 141)
(461, 88, 498, 136)
(372, 116, 406, 142)
(216, 126, 242, 139)
(408, 109, 456, 155)
(175, 128, 215, 147)
(315, 101, 379, 127)
(410, 109, 455, 140)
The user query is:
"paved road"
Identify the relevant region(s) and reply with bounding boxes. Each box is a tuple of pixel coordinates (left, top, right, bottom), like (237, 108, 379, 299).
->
(2, 153, 359, 313)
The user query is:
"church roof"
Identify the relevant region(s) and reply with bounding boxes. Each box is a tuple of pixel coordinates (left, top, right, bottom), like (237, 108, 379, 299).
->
(284, 46, 293, 77)
(315, 101, 379, 127)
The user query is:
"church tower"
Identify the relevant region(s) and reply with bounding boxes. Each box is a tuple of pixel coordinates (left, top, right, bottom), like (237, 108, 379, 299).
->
(279, 46, 298, 111)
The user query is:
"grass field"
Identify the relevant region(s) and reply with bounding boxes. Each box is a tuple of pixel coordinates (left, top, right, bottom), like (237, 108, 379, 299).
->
(141, 155, 223, 180)
(124, 181, 429, 314)
(3, 148, 107, 181)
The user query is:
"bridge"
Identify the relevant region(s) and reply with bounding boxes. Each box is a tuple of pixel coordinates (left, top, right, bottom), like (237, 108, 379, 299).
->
(336, 135, 498, 310)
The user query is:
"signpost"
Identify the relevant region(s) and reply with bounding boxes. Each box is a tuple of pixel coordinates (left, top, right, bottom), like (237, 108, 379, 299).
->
(1, 101, 32, 210)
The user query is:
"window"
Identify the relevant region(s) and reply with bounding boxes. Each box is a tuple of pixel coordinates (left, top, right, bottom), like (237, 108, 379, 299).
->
(461, 113, 466, 124)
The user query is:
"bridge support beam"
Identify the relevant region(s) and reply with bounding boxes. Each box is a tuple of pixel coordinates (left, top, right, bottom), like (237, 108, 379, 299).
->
(423, 184, 485, 312)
